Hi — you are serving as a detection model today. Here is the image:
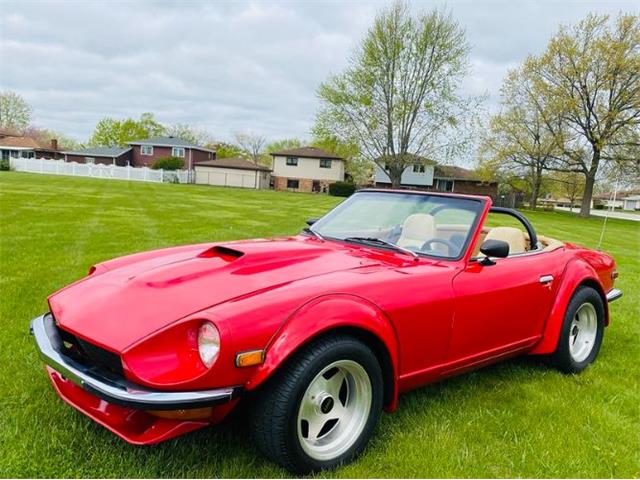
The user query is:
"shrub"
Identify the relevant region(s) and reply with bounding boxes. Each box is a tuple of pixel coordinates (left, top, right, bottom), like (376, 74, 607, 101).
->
(329, 181, 356, 197)
(152, 156, 184, 170)
(0, 158, 11, 171)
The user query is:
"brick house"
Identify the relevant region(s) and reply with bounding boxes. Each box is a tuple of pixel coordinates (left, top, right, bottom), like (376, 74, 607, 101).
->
(0, 136, 63, 160)
(128, 136, 215, 169)
(269, 146, 344, 193)
(375, 162, 498, 199)
(63, 147, 133, 166)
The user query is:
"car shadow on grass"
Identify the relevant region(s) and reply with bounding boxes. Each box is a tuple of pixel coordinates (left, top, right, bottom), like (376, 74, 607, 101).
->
(74, 355, 558, 478)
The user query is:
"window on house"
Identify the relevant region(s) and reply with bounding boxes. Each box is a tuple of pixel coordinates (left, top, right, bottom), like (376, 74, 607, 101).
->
(286, 156, 298, 166)
(436, 179, 454, 192)
(85, 157, 95, 164)
(287, 179, 300, 189)
(141, 145, 153, 156)
(413, 164, 425, 173)
(172, 147, 185, 157)
(320, 159, 332, 168)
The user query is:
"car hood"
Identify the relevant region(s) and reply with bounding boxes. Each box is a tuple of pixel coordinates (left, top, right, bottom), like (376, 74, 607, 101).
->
(48, 237, 383, 352)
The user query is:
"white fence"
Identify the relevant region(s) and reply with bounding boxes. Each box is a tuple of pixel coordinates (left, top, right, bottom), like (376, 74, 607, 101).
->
(9, 157, 192, 184)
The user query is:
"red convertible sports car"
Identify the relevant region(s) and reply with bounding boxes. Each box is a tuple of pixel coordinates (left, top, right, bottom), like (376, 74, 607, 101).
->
(31, 190, 621, 473)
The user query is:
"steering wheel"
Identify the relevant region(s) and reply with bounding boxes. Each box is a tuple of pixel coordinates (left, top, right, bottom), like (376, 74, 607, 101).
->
(421, 238, 459, 256)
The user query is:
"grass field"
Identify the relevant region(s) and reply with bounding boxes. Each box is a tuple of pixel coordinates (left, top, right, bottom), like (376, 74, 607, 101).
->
(1, 172, 638, 478)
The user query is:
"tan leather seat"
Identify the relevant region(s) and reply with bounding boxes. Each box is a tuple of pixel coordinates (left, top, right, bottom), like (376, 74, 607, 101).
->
(484, 226, 527, 255)
(397, 213, 436, 249)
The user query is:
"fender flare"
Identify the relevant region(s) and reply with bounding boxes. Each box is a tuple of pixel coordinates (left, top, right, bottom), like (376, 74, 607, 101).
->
(245, 293, 401, 411)
(530, 257, 608, 355)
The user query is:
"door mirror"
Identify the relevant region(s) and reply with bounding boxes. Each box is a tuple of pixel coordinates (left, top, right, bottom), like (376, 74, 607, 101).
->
(479, 239, 509, 265)
(306, 218, 319, 226)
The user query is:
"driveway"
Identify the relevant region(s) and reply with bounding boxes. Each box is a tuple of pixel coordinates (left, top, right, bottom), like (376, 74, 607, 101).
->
(555, 206, 640, 222)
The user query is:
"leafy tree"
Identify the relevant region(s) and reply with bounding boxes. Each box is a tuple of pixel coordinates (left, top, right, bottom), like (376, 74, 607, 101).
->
(212, 142, 245, 159)
(527, 13, 640, 216)
(479, 67, 564, 209)
(234, 132, 266, 164)
(0, 91, 32, 132)
(88, 112, 165, 147)
(315, 2, 477, 187)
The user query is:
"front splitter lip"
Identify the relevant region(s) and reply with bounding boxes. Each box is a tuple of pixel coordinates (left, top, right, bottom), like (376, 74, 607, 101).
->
(31, 313, 242, 410)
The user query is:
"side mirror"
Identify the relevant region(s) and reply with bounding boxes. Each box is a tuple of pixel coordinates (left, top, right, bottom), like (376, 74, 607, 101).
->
(479, 239, 509, 266)
(306, 218, 319, 226)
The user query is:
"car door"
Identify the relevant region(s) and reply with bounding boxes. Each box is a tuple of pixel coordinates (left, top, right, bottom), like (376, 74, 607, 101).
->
(446, 215, 566, 366)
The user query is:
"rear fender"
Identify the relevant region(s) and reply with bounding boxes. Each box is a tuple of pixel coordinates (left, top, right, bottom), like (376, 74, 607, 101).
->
(245, 294, 400, 411)
(531, 258, 608, 355)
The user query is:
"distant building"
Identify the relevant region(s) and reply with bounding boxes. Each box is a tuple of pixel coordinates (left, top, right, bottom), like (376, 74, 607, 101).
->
(63, 147, 133, 166)
(269, 146, 345, 193)
(0, 135, 63, 160)
(195, 157, 271, 189)
(128, 136, 216, 169)
(622, 195, 640, 211)
(374, 160, 498, 198)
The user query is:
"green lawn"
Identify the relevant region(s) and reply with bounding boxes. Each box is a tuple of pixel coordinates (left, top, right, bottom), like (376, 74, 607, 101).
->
(1, 172, 638, 478)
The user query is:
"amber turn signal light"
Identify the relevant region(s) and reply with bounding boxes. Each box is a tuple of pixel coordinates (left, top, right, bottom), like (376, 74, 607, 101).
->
(235, 349, 264, 367)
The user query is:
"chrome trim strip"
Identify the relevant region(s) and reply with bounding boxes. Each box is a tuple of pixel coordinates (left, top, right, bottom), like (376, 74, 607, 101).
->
(606, 288, 623, 303)
(30, 314, 240, 409)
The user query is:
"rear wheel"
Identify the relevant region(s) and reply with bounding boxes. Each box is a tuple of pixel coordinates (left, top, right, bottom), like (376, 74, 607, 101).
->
(549, 286, 604, 374)
(251, 335, 383, 474)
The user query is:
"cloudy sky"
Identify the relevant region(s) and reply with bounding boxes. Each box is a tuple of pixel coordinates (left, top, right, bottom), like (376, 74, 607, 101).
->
(1, 0, 638, 143)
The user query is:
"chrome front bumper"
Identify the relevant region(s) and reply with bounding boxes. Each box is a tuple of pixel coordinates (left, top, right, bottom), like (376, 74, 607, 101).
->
(30, 314, 241, 410)
(606, 288, 623, 303)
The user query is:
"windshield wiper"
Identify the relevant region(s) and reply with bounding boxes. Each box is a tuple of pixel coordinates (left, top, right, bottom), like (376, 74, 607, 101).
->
(343, 237, 419, 259)
(303, 227, 325, 240)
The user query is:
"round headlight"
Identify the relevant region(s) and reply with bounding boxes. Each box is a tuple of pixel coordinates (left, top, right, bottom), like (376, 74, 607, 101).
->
(197, 322, 220, 368)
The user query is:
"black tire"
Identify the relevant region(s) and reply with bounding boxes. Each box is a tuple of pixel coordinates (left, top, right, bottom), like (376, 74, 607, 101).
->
(549, 286, 605, 374)
(250, 334, 383, 474)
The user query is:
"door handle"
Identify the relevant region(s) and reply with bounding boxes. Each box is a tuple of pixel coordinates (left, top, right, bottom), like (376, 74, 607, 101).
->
(539, 275, 554, 284)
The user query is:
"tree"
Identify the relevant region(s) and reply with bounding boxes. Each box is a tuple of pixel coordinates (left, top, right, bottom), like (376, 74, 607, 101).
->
(165, 123, 213, 146)
(234, 132, 266, 164)
(0, 91, 32, 132)
(263, 138, 305, 165)
(550, 172, 585, 212)
(527, 13, 640, 216)
(479, 67, 564, 208)
(212, 141, 245, 159)
(23, 127, 79, 150)
(88, 112, 165, 147)
(315, 2, 476, 187)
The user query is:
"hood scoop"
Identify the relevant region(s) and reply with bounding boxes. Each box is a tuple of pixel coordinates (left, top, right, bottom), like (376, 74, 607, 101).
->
(198, 245, 244, 261)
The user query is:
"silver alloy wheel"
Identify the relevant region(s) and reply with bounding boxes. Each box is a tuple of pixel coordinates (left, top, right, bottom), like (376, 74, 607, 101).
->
(296, 359, 372, 461)
(569, 302, 598, 363)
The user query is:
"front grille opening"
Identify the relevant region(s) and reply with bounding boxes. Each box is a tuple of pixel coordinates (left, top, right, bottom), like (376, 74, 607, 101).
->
(56, 324, 124, 377)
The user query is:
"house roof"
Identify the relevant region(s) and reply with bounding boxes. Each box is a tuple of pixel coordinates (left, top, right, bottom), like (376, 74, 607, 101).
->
(623, 195, 640, 201)
(129, 136, 215, 153)
(434, 165, 492, 182)
(62, 147, 132, 158)
(196, 157, 271, 171)
(0, 136, 58, 151)
(269, 146, 343, 160)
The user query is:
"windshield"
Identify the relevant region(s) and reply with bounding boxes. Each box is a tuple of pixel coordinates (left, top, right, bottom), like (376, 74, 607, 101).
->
(311, 191, 484, 259)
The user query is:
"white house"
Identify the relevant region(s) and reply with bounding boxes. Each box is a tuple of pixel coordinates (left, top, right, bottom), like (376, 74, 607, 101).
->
(622, 195, 640, 211)
(269, 146, 344, 193)
(374, 162, 435, 187)
(195, 157, 271, 189)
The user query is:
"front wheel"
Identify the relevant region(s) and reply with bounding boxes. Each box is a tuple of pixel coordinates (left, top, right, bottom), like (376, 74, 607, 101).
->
(251, 335, 383, 474)
(549, 286, 605, 374)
